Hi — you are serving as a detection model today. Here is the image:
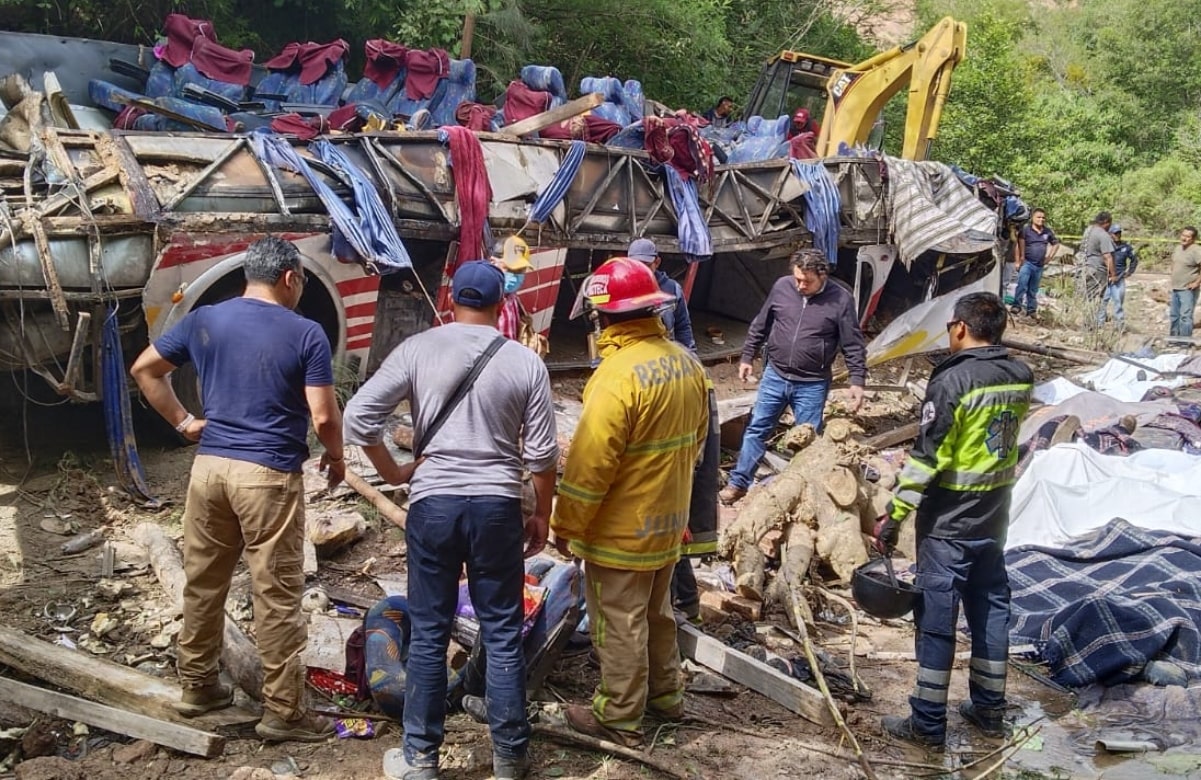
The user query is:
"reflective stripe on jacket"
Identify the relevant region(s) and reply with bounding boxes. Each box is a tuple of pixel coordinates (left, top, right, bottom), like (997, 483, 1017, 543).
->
(552, 318, 709, 570)
(889, 346, 1033, 542)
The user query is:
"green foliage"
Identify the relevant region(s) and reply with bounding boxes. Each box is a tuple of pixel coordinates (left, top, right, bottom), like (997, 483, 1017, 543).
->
(1115, 159, 1201, 233)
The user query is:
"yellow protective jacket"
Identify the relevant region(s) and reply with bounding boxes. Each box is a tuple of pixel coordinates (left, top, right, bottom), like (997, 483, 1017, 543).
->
(553, 318, 709, 571)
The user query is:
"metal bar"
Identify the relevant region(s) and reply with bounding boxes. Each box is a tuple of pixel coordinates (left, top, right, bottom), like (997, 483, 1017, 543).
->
(625, 154, 636, 236)
(248, 144, 292, 216)
(60, 310, 92, 396)
(160, 139, 245, 212)
(28, 217, 71, 330)
(568, 155, 627, 233)
(0, 288, 143, 302)
(104, 135, 162, 219)
(727, 171, 757, 238)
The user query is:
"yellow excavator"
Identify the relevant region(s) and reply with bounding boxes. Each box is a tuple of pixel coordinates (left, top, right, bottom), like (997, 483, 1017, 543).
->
(743, 16, 967, 161)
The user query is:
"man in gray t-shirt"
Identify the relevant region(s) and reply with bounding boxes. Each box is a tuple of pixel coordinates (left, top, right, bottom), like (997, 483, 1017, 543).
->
(343, 261, 558, 780)
(1080, 211, 1117, 305)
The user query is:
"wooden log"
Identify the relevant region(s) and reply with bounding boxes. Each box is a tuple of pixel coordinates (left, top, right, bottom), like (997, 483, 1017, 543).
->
(733, 542, 765, 602)
(345, 469, 407, 529)
(824, 466, 860, 508)
(130, 523, 265, 702)
(812, 486, 868, 583)
(859, 422, 920, 450)
(0, 676, 225, 758)
(0, 627, 256, 729)
(500, 92, 604, 137)
(676, 623, 833, 727)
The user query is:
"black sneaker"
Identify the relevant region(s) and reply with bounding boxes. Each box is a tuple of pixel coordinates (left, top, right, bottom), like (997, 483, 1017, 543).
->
(493, 753, 531, 780)
(959, 701, 1009, 738)
(461, 694, 488, 724)
(881, 715, 945, 751)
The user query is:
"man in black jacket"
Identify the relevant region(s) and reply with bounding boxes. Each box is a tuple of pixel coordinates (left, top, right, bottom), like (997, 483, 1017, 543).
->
(873, 292, 1033, 749)
(719, 249, 867, 505)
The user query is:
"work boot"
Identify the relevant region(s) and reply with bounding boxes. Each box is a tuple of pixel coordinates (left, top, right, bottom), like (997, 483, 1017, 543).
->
(461, 693, 488, 724)
(718, 485, 747, 505)
(255, 711, 335, 743)
(647, 701, 685, 722)
(173, 682, 234, 717)
(563, 704, 643, 748)
(382, 748, 439, 780)
(493, 752, 531, 780)
(959, 702, 1009, 738)
(881, 715, 945, 751)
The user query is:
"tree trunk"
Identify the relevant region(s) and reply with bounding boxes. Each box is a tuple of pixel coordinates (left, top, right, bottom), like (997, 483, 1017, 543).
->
(131, 523, 265, 701)
(733, 543, 765, 602)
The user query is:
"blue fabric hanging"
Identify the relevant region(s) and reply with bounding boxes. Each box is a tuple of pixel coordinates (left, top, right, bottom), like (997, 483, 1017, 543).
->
(662, 166, 712, 262)
(790, 160, 841, 265)
(310, 140, 414, 273)
(528, 140, 585, 224)
(249, 131, 411, 274)
(102, 307, 159, 506)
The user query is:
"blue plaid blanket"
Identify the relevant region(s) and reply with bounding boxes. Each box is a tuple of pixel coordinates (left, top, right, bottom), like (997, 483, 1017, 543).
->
(1007, 519, 1201, 687)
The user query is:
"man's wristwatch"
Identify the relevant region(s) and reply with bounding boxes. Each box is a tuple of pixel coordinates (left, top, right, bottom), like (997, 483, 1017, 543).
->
(326, 453, 344, 463)
(174, 413, 195, 433)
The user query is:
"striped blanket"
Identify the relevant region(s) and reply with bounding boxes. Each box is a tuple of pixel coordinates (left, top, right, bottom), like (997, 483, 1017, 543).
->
(884, 157, 997, 266)
(1007, 518, 1201, 687)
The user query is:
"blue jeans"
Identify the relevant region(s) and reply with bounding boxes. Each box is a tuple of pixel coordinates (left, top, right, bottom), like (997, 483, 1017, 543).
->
(728, 364, 830, 490)
(1170, 288, 1197, 338)
(910, 536, 1010, 737)
(1013, 263, 1043, 314)
(403, 495, 528, 766)
(1098, 279, 1126, 324)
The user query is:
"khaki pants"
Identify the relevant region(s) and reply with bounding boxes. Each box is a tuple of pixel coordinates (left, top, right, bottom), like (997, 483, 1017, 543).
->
(584, 561, 683, 734)
(177, 455, 307, 720)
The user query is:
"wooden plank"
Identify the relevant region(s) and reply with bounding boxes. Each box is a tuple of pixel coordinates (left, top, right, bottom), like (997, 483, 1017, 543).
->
(676, 622, 833, 727)
(0, 677, 225, 758)
(0, 627, 257, 730)
(859, 421, 920, 450)
(500, 93, 605, 137)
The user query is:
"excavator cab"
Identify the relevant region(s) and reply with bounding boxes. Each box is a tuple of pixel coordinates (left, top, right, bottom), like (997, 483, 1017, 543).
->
(742, 17, 966, 161)
(744, 51, 846, 128)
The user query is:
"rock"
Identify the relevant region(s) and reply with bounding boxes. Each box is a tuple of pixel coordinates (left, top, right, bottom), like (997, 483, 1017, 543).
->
(14, 756, 83, 780)
(112, 739, 157, 764)
(90, 612, 118, 638)
(229, 768, 275, 780)
(307, 508, 367, 553)
(19, 721, 59, 759)
(301, 588, 329, 613)
(95, 579, 135, 601)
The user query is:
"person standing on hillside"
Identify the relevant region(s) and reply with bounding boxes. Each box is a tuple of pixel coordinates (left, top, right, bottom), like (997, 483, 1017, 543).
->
(130, 236, 345, 743)
(343, 261, 559, 780)
(1011, 208, 1059, 319)
(1097, 224, 1138, 326)
(1080, 211, 1118, 317)
(719, 249, 866, 506)
(1169, 226, 1201, 342)
(552, 257, 708, 748)
(873, 292, 1033, 749)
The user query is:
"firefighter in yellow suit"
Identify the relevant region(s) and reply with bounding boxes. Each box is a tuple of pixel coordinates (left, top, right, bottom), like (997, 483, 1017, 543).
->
(552, 256, 709, 749)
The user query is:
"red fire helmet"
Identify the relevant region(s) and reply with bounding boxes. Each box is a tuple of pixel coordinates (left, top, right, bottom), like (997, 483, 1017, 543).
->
(583, 256, 675, 314)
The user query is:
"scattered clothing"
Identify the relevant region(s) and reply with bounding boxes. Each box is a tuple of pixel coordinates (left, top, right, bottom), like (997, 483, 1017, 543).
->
(885, 157, 998, 266)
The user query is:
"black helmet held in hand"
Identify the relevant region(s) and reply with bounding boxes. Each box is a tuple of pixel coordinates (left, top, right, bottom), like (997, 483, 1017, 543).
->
(852, 558, 920, 619)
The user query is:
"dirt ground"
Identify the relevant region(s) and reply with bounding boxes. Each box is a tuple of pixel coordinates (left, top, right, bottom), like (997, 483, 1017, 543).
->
(0, 272, 1196, 780)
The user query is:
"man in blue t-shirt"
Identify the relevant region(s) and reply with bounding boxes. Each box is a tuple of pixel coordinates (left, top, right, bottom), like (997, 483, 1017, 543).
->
(131, 236, 346, 743)
(1011, 208, 1059, 318)
(1098, 223, 1139, 326)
